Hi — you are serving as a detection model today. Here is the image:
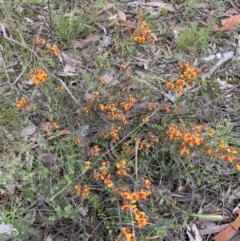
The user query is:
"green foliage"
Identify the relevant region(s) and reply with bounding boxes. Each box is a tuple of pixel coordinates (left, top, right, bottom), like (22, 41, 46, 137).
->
(176, 23, 210, 53)
(53, 9, 96, 44)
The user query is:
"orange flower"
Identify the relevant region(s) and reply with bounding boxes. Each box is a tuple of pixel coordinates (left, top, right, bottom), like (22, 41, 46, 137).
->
(120, 191, 131, 200)
(193, 134, 203, 146)
(53, 122, 59, 129)
(47, 44, 60, 56)
(136, 215, 149, 228)
(36, 36, 46, 46)
(221, 154, 236, 163)
(73, 136, 81, 144)
(176, 79, 185, 87)
(130, 192, 138, 204)
(104, 175, 114, 188)
(175, 87, 183, 94)
(63, 130, 70, 135)
(93, 170, 100, 180)
(75, 185, 81, 192)
(205, 147, 212, 155)
(227, 147, 238, 154)
(208, 129, 215, 137)
(135, 211, 149, 228)
(143, 179, 151, 189)
(100, 171, 107, 180)
(136, 191, 149, 200)
(28, 69, 48, 85)
(99, 161, 110, 171)
(180, 142, 189, 155)
(81, 184, 89, 198)
(121, 203, 131, 212)
(90, 145, 100, 156)
(166, 80, 175, 89)
(217, 140, 227, 151)
(44, 122, 52, 135)
(56, 85, 65, 91)
(15, 97, 29, 108)
(122, 118, 128, 125)
(236, 162, 240, 171)
(193, 125, 202, 133)
(85, 161, 91, 170)
(100, 76, 105, 84)
(116, 160, 126, 168)
(117, 169, 127, 176)
(120, 63, 126, 69)
(122, 227, 134, 241)
(133, 20, 154, 44)
(142, 116, 149, 123)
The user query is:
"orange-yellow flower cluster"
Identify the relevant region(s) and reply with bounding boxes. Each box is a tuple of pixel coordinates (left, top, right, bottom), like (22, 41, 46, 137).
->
(122, 227, 134, 241)
(99, 103, 123, 121)
(117, 188, 151, 228)
(93, 161, 114, 188)
(47, 44, 60, 56)
(139, 133, 159, 150)
(89, 145, 100, 156)
(103, 126, 122, 140)
(36, 36, 46, 46)
(133, 21, 154, 44)
(15, 97, 29, 108)
(208, 138, 239, 168)
(75, 184, 89, 198)
(116, 159, 127, 176)
(72, 136, 81, 144)
(85, 161, 91, 170)
(166, 124, 203, 155)
(166, 62, 199, 93)
(43, 122, 59, 135)
(120, 95, 136, 114)
(28, 69, 48, 85)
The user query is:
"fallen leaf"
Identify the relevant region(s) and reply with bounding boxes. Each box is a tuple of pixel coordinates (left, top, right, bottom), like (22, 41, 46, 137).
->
(60, 51, 82, 66)
(200, 224, 229, 236)
(109, 14, 118, 20)
(97, 3, 114, 15)
(120, 20, 137, 28)
(187, 223, 203, 241)
(221, 15, 240, 30)
(213, 209, 240, 241)
(73, 34, 100, 49)
(136, 6, 143, 21)
(212, 15, 240, 31)
(118, 10, 126, 21)
(19, 124, 37, 137)
(3, 128, 14, 141)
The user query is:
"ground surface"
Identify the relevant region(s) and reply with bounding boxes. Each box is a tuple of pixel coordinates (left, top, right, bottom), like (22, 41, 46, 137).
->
(1, 0, 240, 241)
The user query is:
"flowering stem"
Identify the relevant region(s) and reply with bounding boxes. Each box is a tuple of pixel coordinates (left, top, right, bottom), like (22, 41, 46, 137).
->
(135, 135, 141, 183)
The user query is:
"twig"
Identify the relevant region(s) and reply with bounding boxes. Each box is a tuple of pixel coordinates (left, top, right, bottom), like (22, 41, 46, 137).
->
(0, 23, 80, 105)
(13, 64, 26, 85)
(47, 0, 53, 37)
(201, 51, 235, 80)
